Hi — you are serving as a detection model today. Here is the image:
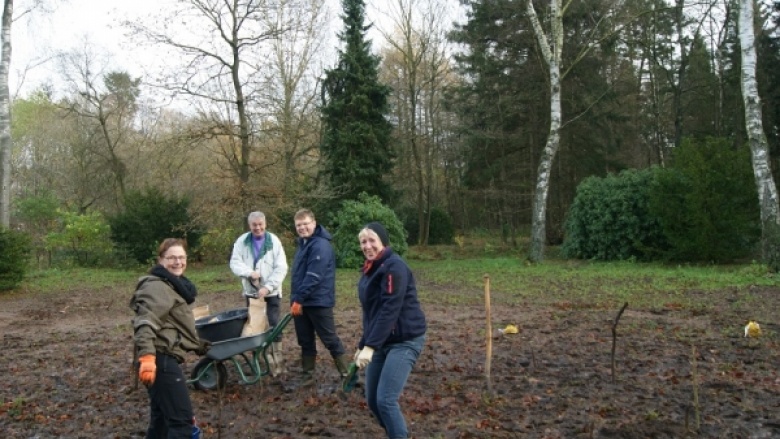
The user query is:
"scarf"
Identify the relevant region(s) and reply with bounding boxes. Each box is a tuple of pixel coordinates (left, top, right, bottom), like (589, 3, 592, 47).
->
(150, 264, 198, 305)
(361, 249, 388, 274)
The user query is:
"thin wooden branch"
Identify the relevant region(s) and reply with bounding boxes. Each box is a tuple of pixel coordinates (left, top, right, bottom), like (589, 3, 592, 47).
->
(611, 302, 628, 384)
(691, 345, 701, 432)
(484, 274, 493, 396)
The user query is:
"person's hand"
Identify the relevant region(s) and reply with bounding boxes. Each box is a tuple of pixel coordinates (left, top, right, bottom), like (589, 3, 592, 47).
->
(356, 347, 375, 369)
(243, 288, 259, 299)
(258, 287, 269, 298)
(196, 339, 211, 356)
(243, 276, 261, 299)
(138, 354, 156, 385)
(291, 301, 303, 316)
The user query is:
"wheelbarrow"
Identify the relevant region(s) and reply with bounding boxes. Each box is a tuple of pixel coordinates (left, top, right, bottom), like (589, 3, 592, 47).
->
(189, 308, 292, 391)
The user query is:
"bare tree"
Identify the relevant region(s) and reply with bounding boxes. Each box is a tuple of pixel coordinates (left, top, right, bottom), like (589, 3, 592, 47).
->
(378, 0, 451, 245)
(58, 46, 142, 211)
(263, 0, 328, 200)
(125, 0, 293, 207)
(738, 0, 780, 260)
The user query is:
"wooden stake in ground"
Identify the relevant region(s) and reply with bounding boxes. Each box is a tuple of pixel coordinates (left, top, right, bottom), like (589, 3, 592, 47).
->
(484, 274, 493, 396)
(611, 302, 628, 384)
(691, 345, 701, 432)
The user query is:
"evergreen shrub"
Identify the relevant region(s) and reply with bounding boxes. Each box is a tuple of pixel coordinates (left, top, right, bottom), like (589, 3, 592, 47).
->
(109, 188, 201, 264)
(400, 206, 454, 245)
(649, 138, 759, 262)
(563, 138, 760, 263)
(562, 168, 665, 260)
(0, 227, 31, 291)
(331, 193, 407, 268)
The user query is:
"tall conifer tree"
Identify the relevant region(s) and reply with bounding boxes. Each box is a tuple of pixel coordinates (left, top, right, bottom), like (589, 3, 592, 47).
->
(321, 0, 394, 203)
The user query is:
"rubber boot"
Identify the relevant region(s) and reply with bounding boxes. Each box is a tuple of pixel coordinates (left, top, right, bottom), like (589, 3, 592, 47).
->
(271, 342, 286, 376)
(300, 355, 316, 387)
(333, 354, 350, 378)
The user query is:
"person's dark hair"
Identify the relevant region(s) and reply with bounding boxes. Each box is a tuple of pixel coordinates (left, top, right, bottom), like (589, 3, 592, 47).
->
(294, 208, 315, 221)
(157, 238, 187, 258)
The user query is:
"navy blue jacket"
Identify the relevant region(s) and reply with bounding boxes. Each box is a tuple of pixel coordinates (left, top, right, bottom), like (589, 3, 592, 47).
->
(358, 248, 426, 349)
(290, 225, 337, 307)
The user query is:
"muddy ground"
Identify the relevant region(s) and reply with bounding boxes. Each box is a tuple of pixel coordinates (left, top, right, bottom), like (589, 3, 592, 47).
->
(2, 273, 780, 438)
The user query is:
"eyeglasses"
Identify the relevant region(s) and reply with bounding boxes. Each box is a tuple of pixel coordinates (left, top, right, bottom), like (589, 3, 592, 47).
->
(164, 256, 187, 262)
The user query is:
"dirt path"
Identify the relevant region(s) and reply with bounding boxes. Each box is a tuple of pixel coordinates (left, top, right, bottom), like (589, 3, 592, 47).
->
(2, 280, 780, 438)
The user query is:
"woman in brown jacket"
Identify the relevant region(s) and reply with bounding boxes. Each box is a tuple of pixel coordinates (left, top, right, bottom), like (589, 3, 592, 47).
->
(130, 238, 206, 438)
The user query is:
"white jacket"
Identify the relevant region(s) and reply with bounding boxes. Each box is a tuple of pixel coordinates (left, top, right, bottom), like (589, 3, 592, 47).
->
(229, 231, 288, 298)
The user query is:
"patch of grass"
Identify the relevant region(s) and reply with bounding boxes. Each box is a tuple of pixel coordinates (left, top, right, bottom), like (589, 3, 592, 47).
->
(8, 244, 779, 315)
(406, 258, 779, 309)
(20, 268, 138, 293)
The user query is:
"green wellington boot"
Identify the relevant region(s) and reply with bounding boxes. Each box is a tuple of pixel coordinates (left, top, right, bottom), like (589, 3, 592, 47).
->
(300, 355, 316, 387)
(333, 354, 350, 378)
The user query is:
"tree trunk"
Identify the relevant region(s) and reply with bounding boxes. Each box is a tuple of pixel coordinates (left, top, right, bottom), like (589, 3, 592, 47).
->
(0, 0, 12, 227)
(739, 0, 780, 260)
(527, 0, 562, 262)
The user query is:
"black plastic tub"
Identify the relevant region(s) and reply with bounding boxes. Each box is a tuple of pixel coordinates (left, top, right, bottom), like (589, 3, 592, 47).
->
(195, 308, 248, 342)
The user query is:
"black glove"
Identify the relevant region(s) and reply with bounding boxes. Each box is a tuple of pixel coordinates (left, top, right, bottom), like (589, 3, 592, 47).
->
(243, 277, 261, 299)
(196, 339, 211, 356)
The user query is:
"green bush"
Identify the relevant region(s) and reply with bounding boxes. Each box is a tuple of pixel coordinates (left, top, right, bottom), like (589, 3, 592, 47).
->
(198, 227, 242, 265)
(330, 193, 408, 268)
(45, 210, 114, 267)
(562, 168, 666, 260)
(109, 188, 201, 264)
(563, 138, 761, 263)
(0, 227, 31, 291)
(429, 207, 455, 245)
(649, 138, 759, 262)
(14, 191, 61, 266)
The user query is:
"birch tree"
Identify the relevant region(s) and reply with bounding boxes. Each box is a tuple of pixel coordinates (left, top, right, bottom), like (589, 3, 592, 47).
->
(0, 0, 49, 226)
(0, 0, 12, 227)
(526, 0, 563, 262)
(739, 0, 780, 261)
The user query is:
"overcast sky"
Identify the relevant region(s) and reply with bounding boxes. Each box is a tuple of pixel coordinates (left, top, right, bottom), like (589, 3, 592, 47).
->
(10, 0, 461, 99)
(12, 0, 160, 96)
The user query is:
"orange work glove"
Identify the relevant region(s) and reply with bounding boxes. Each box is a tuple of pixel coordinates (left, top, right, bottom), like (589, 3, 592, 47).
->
(291, 301, 303, 317)
(138, 354, 157, 386)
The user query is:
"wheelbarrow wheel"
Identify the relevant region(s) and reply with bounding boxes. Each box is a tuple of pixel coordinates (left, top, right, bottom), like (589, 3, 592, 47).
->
(191, 358, 227, 391)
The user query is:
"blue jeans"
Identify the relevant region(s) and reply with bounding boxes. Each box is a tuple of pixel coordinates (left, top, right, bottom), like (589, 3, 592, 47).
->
(364, 335, 425, 439)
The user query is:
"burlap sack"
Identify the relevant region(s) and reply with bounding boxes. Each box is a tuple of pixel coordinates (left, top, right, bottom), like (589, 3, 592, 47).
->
(241, 298, 269, 336)
(192, 305, 210, 320)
